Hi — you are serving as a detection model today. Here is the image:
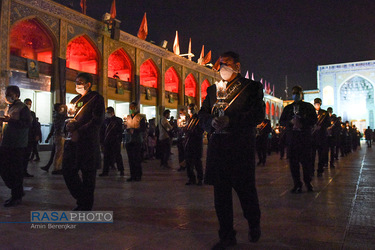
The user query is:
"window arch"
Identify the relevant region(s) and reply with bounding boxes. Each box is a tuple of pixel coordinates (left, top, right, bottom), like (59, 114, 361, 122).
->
(108, 49, 132, 82)
(266, 102, 270, 115)
(66, 35, 98, 74)
(140, 59, 158, 88)
(185, 73, 197, 97)
(165, 67, 179, 93)
(10, 18, 54, 64)
(201, 79, 210, 100)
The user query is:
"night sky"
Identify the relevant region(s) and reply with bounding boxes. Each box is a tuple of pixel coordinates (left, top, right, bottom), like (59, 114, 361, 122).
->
(55, 0, 375, 99)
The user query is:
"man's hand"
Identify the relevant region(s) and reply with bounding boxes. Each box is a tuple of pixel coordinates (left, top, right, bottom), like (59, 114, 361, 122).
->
(211, 116, 230, 131)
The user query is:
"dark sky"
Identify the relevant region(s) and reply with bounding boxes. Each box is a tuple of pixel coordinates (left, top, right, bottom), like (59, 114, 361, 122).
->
(56, 0, 375, 99)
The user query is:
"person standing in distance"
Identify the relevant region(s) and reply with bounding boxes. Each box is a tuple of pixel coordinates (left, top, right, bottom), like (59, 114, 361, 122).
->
(199, 51, 264, 249)
(62, 72, 105, 211)
(0, 85, 32, 207)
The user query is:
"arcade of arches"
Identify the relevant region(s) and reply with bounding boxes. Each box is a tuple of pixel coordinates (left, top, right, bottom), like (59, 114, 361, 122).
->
(6, 14, 283, 143)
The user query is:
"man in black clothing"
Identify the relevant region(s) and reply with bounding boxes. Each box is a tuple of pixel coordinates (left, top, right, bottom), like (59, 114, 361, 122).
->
(311, 98, 331, 177)
(279, 86, 317, 193)
(124, 102, 146, 181)
(365, 126, 373, 148)
(0, 86, 32, 207)
(99, 107, 124, 176)
(256, 118, 272, 166)
(199, 51, 264, 249)
(184, 103, 204, 186)
(23, 98, 38, 177)
(62, 72, 105, 211)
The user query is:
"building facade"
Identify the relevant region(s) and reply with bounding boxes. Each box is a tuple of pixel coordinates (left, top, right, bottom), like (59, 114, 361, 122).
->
(0, 0, 283, 142)
(315, 61, 375, 133)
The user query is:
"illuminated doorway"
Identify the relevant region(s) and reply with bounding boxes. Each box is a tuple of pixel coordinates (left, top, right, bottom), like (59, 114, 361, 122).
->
(201, 79, 210, 101)
(340, 76, 375, 128)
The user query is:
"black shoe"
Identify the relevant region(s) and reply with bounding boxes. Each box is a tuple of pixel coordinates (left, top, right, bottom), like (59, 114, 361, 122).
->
(126, 178, 134, 182)
(306, 183, 314, 192)
(52, 170, 63, 175)
(291, 185, 302, 194)
(249, 225, 261, 243)
(211, 238, 237, 250)
(99, 173, 109, 177)
(120, 171, 124, 176)
(4, 198, 22, 207)
(24, 172, 34, 177)
(40, 166, 49, 172)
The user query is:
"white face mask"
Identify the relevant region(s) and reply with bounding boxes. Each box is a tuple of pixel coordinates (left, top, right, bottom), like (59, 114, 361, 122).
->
(76, 85, 86, 95)
(5, 96, 15, 104)
(220, 65, 236, 81)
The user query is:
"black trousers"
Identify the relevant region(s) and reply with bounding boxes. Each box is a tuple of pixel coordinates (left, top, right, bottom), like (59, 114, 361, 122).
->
(23, 144, 32, 174)
(312, 142, 328, 174)
(214, 174, 260, 240)
(0, 147, 25, 199)
(288, 143, 312, 187)
(44, 143, 56, 170)
(186, 156, 203, 182)
(102, 143, 124, 174)
(62, 141, 97, 210)
(125, 142, 142, 179)
(159, 138, 171, 167)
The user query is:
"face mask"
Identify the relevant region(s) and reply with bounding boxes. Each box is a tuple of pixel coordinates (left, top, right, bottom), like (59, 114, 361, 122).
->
(292, 94, 301, 102)
(129, 109, 135, 115)
(105, 113, 111, 118)
(220, 65, 236, 81)
(5, 96, 15, 104)
(27, 104, 32, 110)
(76, 85, 86, 95)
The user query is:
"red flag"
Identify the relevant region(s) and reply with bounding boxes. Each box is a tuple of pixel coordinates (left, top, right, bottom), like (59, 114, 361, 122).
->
(245, 71, 249, 79)
(212, 57, 221, 71)
(110, 0, 116, 19)
(137, 13, 148, 40)
(80, 0, 87, 14)
(251, 73, 255, 81)
(202, 50, 211, 65)
(173, 31, 180, 55)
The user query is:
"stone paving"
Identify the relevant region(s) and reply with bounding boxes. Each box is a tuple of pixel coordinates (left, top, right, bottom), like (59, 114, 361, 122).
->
(0, 142, 375, 249)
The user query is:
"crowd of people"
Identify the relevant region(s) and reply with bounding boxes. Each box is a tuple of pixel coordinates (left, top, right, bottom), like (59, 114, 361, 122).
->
(0, 51, 373, 249)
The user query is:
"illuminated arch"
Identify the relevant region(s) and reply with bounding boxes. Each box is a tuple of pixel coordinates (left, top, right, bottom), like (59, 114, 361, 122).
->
(164, 67, 179, 93)
(266, 102, 270, 115)
(10, 18, 54, 64)
(201, 79, 210, 100)
(185, 73, 197, 97)
(108, 49, 133, 82)
(140, 59, 158, 88)
(66, 35, 99, 74)
(271, 103, 275, 116)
